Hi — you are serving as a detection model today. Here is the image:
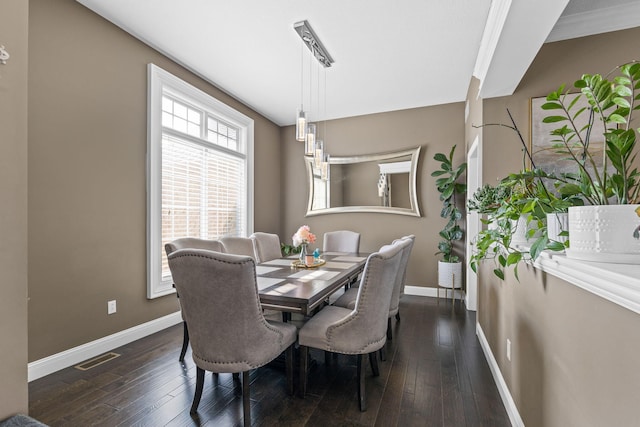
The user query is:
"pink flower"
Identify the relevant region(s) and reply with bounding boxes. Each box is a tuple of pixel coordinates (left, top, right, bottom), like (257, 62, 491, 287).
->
(292, 225, 317, 247)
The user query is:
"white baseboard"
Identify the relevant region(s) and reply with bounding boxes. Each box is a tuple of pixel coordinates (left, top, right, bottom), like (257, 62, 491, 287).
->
(404, 285, 464, 299)
(476, 322, 524, 427)
(28, 311, 182, 382)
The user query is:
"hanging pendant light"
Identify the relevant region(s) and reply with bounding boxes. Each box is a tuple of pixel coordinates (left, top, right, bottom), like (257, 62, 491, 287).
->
(321, 154, 330, 181)
(314, 139, 324, 169)
(293, 20, 334, 156)
(295, 41, 307, 141)
(296, 107, 307, 142)
(305, 123, 316, 155)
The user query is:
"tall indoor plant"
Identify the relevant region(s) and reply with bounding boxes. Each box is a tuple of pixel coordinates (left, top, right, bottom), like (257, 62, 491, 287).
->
(432, 145, 467, 291)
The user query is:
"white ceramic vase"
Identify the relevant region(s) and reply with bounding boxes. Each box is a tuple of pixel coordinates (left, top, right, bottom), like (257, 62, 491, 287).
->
(566, 205, 640, 264)
(546, 212, 569, 245)
(510, 214, 542, 245)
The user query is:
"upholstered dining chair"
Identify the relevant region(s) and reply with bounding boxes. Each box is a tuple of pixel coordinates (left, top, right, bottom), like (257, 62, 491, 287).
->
(220, 236, 257, 259)
(333, 236, 414, 341)
(165, 238, 225, 362)
(322, 230, 361, 253)
(250, 232, 282, 263)
(323, 230, 361, 289)
(167, 249, 297, 426)
(298, 243, 403, 411)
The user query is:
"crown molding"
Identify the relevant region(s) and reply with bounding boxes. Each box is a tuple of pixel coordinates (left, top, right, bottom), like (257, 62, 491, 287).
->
(547, 3, 640, 42)
(473, 0, 512, 82)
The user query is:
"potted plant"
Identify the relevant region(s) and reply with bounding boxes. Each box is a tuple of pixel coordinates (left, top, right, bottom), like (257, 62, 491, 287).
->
(432, 145, 467, 292)
(540, 60, 640, 262)
(469, 171, 571, 280)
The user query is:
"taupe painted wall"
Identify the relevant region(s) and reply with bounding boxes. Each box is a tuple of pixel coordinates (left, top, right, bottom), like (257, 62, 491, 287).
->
(281, 104, 465, 287)
(479, 26, 640, 426)
(0, 0, 29, 417)
(27, 0, 281, 361)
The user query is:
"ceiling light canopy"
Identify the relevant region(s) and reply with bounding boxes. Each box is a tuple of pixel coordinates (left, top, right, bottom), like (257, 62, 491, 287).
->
(294, 20, 334, 68)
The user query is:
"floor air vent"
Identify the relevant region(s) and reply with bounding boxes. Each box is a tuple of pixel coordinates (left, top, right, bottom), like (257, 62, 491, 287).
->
(75, 352, 120, 371)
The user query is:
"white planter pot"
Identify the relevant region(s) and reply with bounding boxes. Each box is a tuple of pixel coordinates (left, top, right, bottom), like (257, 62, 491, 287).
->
(567, 205, 640, 264)
(438, 260, 462, 289)
(511, 214, 542, 245)
(546, 212, 569, 244)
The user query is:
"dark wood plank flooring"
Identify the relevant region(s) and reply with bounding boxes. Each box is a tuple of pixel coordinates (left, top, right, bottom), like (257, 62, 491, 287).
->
(29, 296, 510, 426)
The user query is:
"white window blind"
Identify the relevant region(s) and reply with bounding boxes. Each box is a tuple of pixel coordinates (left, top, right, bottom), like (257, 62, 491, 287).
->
(160, 134, 246, 281)
(147, 64, 254, 298)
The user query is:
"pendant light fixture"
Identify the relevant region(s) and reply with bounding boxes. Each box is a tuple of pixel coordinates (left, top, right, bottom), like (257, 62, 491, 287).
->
(295, 42, 307, 141)
(294, 20, 333, 150)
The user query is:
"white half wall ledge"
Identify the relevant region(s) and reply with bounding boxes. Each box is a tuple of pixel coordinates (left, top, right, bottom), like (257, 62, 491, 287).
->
(28, 311, 182, 382)
(525, 248, 640, 315)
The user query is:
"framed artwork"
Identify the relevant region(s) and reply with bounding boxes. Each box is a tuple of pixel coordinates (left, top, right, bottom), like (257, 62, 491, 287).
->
(529, 93, 606, 177)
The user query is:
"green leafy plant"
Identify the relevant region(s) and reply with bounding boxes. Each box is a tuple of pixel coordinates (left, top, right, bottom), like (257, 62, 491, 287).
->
(469, 107, 585, 280)
(432, 145, 467, 263)
(468, 171, 575, 280)
(541, 61, 640, 205)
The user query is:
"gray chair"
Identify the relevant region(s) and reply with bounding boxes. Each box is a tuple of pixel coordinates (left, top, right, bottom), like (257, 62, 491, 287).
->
(167, 249, 297, 425)
(323, 230, 361, 289)
(165, 238, 225, 362)
(322, 230, 361, 253)
(220, 236, 257, 259)
(298, 243, 403, 411)
(250, 232, 282, 263)
(333, 236, 414, 341)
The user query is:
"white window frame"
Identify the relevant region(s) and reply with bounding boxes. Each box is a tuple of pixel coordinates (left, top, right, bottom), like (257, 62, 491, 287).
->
(147, 64, 254, 299)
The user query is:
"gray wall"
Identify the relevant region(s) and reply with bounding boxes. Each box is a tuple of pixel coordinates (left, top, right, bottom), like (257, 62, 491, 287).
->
(27, 0, 282, 361)
(281, 104, 466, 288)
(0, 0, 29, 417)
(478, 26, 640, 426)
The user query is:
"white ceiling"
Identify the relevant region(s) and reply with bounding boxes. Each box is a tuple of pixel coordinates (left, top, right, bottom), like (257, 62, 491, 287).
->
(77, 0, 640, 126)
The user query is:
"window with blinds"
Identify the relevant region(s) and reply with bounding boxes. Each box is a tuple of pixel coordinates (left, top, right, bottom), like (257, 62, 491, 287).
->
(147, 64, 254, 298)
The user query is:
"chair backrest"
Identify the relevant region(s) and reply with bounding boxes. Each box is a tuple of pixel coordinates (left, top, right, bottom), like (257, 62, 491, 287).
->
(397, 234, 415, 296)
(167, 249, 292, 371)
(326, 243, 403, 354)
(388, 236, 415, 315)
(220, 236, 256, 259)
(250, 232, 282, 263)
(322, 230, 361, 253)
(164, 237, 225, 257)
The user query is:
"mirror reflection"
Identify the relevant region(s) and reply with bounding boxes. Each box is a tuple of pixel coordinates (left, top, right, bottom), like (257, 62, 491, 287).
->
(305, 147, 421, 217)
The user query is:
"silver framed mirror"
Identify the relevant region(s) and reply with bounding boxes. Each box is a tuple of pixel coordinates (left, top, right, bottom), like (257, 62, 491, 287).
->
(305, 146, 421, 217)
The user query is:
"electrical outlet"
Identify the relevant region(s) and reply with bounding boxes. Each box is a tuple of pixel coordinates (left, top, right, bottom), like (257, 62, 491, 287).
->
(506, 339, 512, 361)
(108, 300, 117, 315)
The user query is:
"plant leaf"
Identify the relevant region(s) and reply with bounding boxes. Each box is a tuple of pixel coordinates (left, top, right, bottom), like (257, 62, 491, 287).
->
(543, 116, 568, 123)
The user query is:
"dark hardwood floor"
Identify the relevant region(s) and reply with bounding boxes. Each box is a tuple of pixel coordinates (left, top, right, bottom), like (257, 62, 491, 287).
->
(29, 296, 510, 426)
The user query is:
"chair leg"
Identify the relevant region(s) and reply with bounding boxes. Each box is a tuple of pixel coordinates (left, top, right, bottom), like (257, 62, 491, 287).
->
(369, 351, 379, 377)
(396, 311, 400, 321)
(386, 317, 393, 341)
(379, 346, 386, 362)
(357, 354, 367, 412)
(179, 321, 189, 362)
(285, 344, 294, 396)
(190, 367, 205, 414)
(299, 345, 309, 398)
(242, 370, 251, 427)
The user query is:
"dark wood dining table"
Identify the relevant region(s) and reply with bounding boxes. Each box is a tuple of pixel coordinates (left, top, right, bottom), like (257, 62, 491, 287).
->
(256, 252, 369, 316)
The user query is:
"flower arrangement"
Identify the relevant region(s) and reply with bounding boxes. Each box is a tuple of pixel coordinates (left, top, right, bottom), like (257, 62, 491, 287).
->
(292, 225, 316, 247)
